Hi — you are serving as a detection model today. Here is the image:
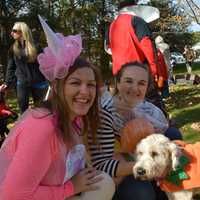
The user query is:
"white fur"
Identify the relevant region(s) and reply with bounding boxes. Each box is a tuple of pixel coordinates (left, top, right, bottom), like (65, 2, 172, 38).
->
(133, 134, 199, 200)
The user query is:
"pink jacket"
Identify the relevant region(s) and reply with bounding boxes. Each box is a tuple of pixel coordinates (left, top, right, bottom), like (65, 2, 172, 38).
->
(0, 109, 77, 200)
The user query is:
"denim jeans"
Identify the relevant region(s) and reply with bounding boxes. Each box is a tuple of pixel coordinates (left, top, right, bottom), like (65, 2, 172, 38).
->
(17, 83, 48, 113)
(164, 127, 183, 140)
(112, 175, 157, 200)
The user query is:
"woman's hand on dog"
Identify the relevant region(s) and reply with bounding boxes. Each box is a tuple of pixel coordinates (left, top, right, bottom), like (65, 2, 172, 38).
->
(71, 167, 103, 195)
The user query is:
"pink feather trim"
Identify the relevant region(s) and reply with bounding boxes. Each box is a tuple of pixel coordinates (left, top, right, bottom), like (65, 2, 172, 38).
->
(37, 34, 82, 81)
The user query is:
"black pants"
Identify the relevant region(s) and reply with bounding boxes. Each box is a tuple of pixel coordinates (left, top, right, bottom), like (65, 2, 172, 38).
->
(112, 175, 168, 200)
(17, 83, 47, 114)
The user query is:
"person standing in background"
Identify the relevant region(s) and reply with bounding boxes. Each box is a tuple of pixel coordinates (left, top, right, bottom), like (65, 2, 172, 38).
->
(155, 35, 171, 73)
(0, 22, 48, 113)
(108, 0, 159, 77)
(183, 45, 196, 74)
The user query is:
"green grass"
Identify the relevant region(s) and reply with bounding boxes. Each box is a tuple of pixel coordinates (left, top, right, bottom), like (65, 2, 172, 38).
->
(173, 61, 200, 75)
(7, 96, 19, 114)
(166, 61, 200, 143)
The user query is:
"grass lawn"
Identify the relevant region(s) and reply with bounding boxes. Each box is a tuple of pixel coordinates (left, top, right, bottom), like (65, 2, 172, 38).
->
(173, 61, 200, 75)
(166, 84, 200, 143)
(166, 61, 200, 143)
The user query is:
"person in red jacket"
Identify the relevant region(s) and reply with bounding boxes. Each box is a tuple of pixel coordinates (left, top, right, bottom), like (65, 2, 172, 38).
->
(107, 0, 159, 77)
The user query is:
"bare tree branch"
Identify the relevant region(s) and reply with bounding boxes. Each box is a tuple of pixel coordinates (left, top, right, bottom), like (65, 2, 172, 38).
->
(185, 0, 200, 24)
(191, 0, 200, 10)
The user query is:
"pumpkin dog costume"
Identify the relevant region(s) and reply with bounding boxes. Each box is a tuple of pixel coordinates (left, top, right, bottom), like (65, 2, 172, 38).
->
(159, 140, 200, 192)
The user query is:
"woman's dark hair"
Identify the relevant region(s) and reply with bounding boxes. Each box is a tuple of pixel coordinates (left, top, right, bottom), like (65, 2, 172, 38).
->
(113, 61, 149, 96)
(43, 57, 101, 145)
(115, 61, 148, 82)
(119, 0, 138, 10)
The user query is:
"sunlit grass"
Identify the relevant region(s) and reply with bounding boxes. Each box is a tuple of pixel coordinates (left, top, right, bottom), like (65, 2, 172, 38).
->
(174, 61, 200, 75)
(166, 63, 200, 143)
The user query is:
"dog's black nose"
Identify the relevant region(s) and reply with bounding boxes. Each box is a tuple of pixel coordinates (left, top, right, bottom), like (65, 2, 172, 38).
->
(136, 167, 146, 176)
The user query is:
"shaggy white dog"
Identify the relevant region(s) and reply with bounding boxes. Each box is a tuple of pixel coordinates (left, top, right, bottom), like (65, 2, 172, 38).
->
(133, 134, 200, 200)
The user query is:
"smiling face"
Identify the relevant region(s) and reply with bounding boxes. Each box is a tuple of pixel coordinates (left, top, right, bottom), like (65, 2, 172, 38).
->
(64, 67, 97, 120)
(117, 65, 148, 107)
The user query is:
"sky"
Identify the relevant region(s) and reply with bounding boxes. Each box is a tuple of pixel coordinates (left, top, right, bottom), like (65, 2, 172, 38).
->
(182, 0, 200, 32)
(188, 22, 200, 32)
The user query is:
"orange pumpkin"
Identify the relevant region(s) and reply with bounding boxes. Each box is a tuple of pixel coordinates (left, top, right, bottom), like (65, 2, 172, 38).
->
(121, 118, 154, 153)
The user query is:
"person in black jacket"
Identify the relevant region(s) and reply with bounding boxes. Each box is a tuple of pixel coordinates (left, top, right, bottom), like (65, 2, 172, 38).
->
(0, 22, 48, 113)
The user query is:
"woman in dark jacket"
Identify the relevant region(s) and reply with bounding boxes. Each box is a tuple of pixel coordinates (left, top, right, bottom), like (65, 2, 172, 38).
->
(0, 22, 48, 113)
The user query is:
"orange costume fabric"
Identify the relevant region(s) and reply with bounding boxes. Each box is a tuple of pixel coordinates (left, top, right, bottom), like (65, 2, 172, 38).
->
(159, 141, 200, 192)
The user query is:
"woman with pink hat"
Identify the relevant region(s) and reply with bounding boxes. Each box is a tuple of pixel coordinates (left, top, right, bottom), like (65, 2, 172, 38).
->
(0, 16, 115, 200)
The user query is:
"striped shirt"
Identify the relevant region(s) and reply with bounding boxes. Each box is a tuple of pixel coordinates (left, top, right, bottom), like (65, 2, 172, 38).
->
(89, 92, 124, 177)
(89, 91, 168, 177)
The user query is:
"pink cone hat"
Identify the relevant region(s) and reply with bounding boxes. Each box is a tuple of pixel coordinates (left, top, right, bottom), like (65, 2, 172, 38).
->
(37, 15, 82, 81)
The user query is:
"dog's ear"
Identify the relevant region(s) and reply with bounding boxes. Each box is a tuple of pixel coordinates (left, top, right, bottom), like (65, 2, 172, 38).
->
(168, 142, 181, 171)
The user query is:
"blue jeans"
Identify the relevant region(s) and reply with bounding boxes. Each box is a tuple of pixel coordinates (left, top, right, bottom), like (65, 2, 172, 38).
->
(112, 175, 156, 200)
(164, 127, 183, 140)
(17, 82, 48, 113)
